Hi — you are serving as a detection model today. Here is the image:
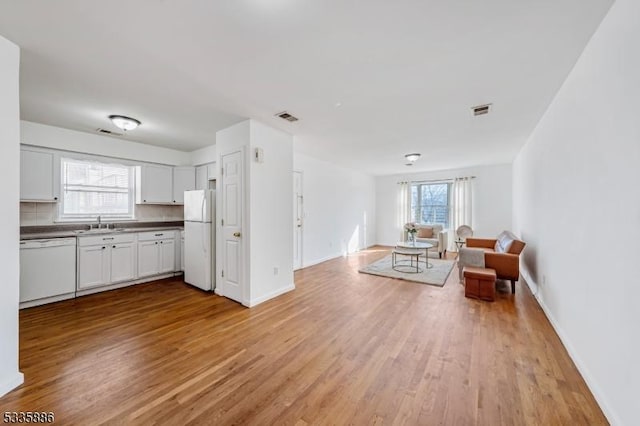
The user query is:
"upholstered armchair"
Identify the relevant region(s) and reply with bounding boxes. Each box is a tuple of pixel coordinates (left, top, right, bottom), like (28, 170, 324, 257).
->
(459, 231, 526, 293)
(412, 224, 448, 258)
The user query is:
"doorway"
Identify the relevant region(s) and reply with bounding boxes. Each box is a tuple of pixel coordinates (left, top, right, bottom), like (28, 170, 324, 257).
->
(293, 171, 303, 270)
(219, 149, 245, 304)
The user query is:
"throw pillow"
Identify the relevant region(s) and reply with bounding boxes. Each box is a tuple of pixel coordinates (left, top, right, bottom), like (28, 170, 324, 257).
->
(418, 227, 433, 238)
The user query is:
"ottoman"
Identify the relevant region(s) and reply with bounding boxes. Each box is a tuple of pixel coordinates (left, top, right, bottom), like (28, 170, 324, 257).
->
(463, 266, 497, 302)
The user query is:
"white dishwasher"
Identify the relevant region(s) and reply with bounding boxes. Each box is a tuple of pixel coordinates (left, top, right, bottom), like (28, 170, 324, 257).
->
(20, 237, 77, 307)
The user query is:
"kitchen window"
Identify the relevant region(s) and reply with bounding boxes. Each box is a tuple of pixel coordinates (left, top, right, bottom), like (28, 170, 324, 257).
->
(410, 182, 451, 227)
(59, 157, 134, 220)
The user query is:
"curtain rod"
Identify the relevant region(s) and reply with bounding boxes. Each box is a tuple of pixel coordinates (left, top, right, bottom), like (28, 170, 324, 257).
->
(397, 176, 476, 184)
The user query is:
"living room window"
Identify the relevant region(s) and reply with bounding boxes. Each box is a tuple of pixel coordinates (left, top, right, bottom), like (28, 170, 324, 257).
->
(411, 182, 451, 227)
(59, 157, 135, 220)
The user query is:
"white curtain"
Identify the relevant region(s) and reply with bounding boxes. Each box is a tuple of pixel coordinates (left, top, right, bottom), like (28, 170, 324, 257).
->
(397, 181, 411, 241)
(450, 177, 473, 251)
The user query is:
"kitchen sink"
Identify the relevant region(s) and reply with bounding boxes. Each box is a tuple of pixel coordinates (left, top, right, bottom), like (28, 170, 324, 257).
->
(74, 228, 124, 235)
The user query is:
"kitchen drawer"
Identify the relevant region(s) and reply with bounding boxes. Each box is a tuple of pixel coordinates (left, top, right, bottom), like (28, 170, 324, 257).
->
(78, 233, 136, 247)
(137, 230, 177, 242)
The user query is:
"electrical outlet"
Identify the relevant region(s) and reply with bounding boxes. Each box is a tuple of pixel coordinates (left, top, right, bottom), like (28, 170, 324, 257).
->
(273, 267, 279, 275)
(542, 275, 547, 286)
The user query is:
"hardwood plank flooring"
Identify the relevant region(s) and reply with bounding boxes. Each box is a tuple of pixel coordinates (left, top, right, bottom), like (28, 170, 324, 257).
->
(0, 247, 607, 425)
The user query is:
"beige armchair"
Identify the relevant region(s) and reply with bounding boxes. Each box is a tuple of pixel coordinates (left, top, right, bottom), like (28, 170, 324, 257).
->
(412, 224, 448, 258)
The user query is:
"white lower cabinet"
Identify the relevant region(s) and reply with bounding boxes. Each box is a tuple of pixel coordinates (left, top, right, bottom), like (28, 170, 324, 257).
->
(160, 239, 175, 273)
(110, 242, 137, 283)
(137, 231, 178, 277)
(78, 233, 137, 289)
(78, 245, 111, 289)
(78, 230, 179, 291)
(138, 240, 160, 278)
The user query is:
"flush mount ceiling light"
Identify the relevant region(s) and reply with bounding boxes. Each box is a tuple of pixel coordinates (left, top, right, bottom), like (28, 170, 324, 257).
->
(109, 115, 141, 131)
(404, 153, 421, 162)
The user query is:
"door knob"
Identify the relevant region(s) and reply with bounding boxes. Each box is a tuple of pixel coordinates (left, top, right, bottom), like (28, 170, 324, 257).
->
(233, 232, 241, 237)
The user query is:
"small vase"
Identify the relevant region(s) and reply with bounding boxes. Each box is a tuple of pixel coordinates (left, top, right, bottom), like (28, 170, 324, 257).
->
(408, 232, 415, 243)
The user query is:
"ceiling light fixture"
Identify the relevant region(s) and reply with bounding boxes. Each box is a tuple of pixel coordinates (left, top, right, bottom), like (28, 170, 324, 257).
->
(109, 115, 141, 131)
(404, 153, 421, 162)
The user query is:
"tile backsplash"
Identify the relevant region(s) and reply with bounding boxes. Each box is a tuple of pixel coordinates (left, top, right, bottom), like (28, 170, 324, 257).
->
(20, 202, 184, 226)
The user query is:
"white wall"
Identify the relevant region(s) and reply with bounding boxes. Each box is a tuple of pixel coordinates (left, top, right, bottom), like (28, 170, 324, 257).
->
(294, 152, 376, 267)
(21, 121, 192, 166)
(512, 1, 639, 424)
(190, 144, 216, 166)
(216, 120, 294, 307)
(376, 164, 512, 246)
(0, 35, 23, 397)
(248, 121, 294, 305)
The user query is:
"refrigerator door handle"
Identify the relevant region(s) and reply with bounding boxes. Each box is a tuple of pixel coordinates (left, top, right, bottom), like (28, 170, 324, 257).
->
(201, 196, 206, 223)
(202, 222, 206, 253)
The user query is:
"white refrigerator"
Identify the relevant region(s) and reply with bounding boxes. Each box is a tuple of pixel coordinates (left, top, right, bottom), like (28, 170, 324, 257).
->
(184, 189, 216, 291)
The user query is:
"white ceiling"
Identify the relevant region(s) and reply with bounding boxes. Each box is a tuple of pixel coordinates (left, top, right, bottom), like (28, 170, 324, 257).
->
(0, 0, 612, 175)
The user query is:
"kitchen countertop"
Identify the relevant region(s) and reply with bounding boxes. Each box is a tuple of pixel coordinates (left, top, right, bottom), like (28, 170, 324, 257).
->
(20, 226, 184, 241)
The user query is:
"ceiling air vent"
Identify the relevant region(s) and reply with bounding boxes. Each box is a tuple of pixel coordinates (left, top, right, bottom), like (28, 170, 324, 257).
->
(276, 111, 299, 122)
(472, 103, 492, 116)
(96, 128, 124, 136)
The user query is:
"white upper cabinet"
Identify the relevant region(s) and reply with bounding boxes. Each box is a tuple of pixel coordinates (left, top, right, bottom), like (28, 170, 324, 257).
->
(20, 148, 60, 202)
(136, 164, 173, 204)
(195, 163, 216, 190)
(172, 167, 195, 204)
(136, 165, 196, 205)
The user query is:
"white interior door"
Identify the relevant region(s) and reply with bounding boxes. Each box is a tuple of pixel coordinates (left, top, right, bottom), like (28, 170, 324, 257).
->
(293, 171, 303, 270)
(220, 150, 244, 304)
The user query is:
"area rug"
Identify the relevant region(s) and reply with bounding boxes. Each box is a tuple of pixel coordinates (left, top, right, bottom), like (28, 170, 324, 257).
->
(358, 255, 455, 287)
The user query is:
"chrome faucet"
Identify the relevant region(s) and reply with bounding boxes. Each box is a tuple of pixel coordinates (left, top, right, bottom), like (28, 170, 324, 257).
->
(97, 215, 102, 229)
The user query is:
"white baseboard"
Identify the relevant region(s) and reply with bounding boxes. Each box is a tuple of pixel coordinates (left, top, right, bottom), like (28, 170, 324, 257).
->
(520, 269, 617, 425)
(0, 372, 24, 398)
(20, 292, 75, 309)
(301, 252, 343, 269)
(247, 284, 295, 307)
(300, 245, 380, 270)
(75, 272, 177, 297)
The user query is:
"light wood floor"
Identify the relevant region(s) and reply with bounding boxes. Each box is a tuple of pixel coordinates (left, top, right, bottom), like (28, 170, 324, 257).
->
(1, 247, 607, 425)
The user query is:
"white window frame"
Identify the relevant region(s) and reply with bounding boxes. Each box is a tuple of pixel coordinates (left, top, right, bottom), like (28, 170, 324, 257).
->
(410, 181, 452, 227)
(58, 156, 135, 222)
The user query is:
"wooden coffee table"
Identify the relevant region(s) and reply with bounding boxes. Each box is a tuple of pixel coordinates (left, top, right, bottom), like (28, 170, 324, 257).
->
(395, 241, 434, 269)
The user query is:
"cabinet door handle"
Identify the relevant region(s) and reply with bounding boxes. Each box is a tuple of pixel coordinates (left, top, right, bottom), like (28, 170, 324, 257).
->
(54, 197, 58, 200)
(155, 242, 158, 245)
(154, 233, 164, 236)
(160, 241, 164, 244)
(233, 232, 241, 238)
(102, 246, 106, 249)
(113, 245, 116, 248)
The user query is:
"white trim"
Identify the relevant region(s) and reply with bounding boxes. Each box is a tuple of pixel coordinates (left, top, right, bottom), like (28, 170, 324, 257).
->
(246, 283, 295, 307)
(302, 252, 343, 269)
(21, 143, 179, 168)
(19, 292, 75, 309)
(0, 372, 24, 398)
(520, 270, 617, 426)
(75, 272, 179, 297)
(58, 156, 136, 222)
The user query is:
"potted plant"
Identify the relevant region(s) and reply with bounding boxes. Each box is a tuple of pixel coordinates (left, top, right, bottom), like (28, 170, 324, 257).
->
(404, 222, 418, 243)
